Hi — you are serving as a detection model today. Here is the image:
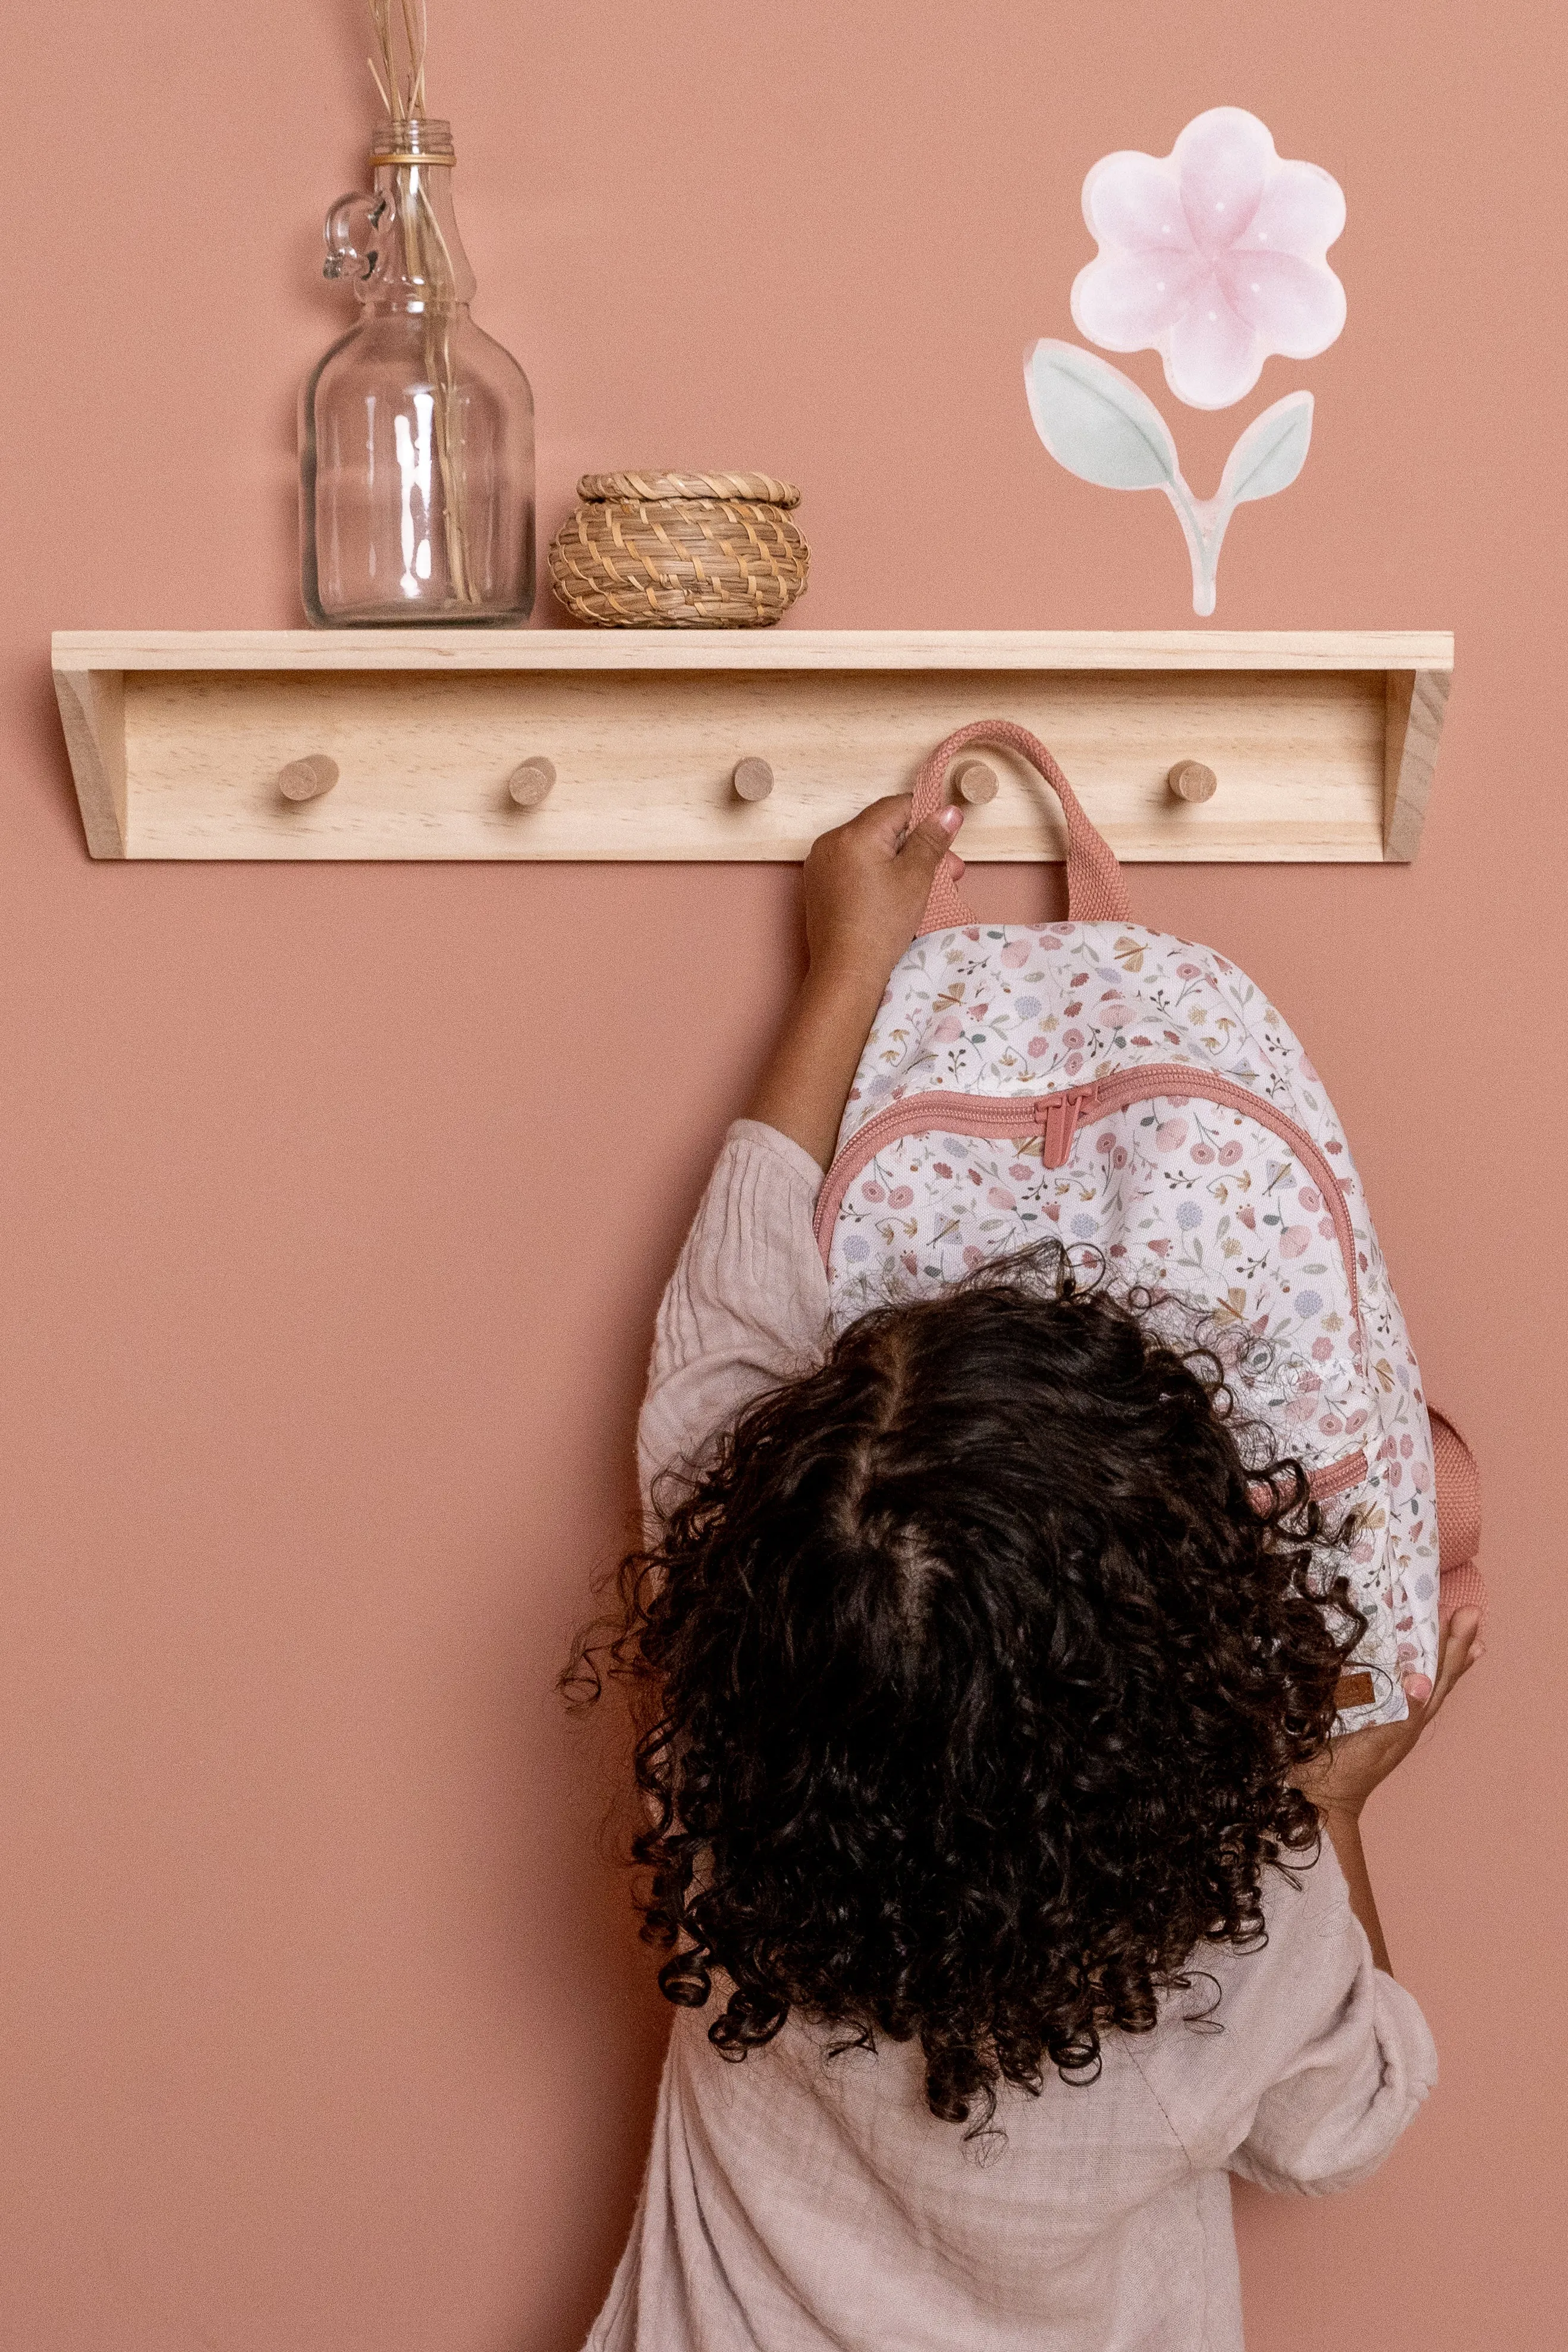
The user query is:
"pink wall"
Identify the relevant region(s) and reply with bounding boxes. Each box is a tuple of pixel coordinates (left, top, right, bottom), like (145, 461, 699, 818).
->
(4, 4, 1562, 2345)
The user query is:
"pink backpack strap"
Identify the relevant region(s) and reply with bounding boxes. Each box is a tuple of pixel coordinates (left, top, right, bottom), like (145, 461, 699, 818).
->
(912, 721, 1133, 934)
(1429, 1407, 1481, 1569)
(1429, 1404, 1488, 1631)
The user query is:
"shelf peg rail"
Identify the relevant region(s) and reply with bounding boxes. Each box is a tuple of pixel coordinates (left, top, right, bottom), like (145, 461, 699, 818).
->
(48, 629, 1454, 865)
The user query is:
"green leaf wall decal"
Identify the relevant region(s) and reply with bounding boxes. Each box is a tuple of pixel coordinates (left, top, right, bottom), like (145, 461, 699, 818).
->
(1023, 341, 1316, 615)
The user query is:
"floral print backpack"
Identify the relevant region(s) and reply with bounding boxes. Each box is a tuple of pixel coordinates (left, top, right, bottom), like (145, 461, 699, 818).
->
(815, 722, 1482, 1726)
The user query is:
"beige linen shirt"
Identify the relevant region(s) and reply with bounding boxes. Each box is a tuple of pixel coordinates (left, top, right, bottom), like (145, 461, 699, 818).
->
(588, 1122, 1437, 2352)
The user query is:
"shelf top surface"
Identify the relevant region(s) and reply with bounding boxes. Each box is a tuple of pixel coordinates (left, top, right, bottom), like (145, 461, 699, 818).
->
(52, 627, 1454, 675)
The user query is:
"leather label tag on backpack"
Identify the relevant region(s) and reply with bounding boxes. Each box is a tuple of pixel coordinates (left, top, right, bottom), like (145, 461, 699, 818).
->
(1334, 1672, 1377, 1710)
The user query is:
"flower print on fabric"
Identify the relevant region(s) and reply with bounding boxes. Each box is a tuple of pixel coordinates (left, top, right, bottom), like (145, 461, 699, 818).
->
(824, 913, 1440, 1729)
(1071, 106, 1346, 410)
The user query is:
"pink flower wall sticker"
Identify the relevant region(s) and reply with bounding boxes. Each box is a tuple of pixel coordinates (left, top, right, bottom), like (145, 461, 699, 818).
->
(1073, 108, 1345, 409)
(1025, 108, 1346, 614)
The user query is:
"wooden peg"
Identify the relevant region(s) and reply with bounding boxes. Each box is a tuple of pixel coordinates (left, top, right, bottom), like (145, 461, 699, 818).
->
(732, 756, 774, 802)
(953, 759, 999, 806)
(1168, 759, 1217, 803)
(278, 753, 339, 803)
(507, 756, 557, 808)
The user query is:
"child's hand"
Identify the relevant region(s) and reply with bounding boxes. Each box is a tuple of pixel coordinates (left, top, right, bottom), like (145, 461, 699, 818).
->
(744, 795, 968, 1167)
(1293, 1609, 1484, 1823)
(802, 795, 966, 992)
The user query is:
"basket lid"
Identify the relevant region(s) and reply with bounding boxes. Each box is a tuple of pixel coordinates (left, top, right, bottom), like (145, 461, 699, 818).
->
(577, 469, 800, 508)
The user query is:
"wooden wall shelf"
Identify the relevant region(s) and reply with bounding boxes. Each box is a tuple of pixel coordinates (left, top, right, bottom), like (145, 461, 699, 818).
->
(51, 629, 1453, 865)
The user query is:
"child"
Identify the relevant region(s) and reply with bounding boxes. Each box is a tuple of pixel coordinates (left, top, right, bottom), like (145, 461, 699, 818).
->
(570, 794, 1482, 2352)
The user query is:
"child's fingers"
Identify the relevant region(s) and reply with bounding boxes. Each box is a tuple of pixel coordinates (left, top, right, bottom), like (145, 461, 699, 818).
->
(1407, 1610, 1482, 1731)
(902, 807, 966, 871)
(1431, 1610, 1482, 1709)
(843, 794, 921, 853)
(823, 795, 964, 871)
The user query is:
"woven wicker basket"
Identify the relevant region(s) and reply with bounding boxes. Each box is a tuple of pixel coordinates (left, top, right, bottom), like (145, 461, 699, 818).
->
(548, 470, 809, 628)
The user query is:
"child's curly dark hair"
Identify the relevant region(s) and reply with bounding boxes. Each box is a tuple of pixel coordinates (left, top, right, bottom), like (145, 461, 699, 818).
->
(564, 1245, 1363, 2137)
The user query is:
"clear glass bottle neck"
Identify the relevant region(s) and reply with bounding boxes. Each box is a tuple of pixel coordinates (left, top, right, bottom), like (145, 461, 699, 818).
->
(363, 118, 475, 312)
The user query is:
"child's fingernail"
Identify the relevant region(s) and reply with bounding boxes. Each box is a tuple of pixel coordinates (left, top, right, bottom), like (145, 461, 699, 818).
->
(1472, 1640, 1486, 1661)
(1402, 1672, 1433, 1704)
(937, 806, 964, 834)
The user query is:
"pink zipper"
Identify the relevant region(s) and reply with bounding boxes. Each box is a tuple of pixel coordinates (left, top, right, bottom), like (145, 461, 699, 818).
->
(814, 1062, 1362, 1339)
(1305, 1449, 1369, 1499)
(818, 1065, 1369, 1501)
(1250, 1451, 1369, 1509)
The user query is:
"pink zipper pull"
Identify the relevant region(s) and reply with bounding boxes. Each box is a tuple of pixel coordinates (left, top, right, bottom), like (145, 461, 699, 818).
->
(1039, 1084, 1095, 1169)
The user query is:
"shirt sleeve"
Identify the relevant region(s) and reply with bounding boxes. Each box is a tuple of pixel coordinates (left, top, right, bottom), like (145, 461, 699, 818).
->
(1132, 1839, 1437, 2200)
(636, 1120, 831, 1520)
(1224, 1846, 1439, 2196)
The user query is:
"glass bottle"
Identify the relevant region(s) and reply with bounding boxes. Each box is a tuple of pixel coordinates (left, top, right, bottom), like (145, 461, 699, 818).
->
(300, 118, 535, 626)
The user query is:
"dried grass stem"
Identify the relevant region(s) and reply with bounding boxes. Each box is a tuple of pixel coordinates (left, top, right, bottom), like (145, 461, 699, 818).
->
(364, 0, 475, 602)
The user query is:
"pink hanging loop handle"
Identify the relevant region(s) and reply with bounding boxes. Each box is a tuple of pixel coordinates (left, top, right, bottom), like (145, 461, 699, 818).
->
(912, 721, 1134, 934)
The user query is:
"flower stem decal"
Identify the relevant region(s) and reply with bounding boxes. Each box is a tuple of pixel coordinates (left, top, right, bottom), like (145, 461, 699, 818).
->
(1025, 343, 1313, 615)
